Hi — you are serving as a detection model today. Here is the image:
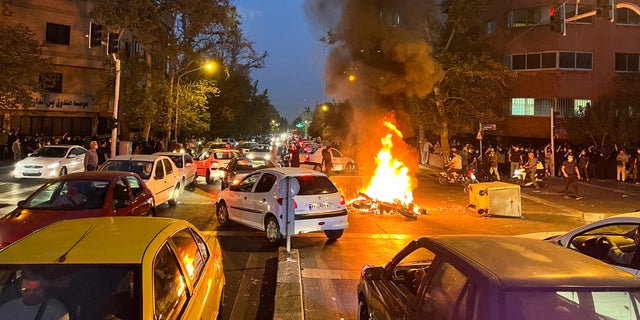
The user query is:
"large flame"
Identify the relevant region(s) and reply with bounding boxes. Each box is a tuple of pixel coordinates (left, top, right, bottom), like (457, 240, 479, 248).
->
(362, 121, 414, 205)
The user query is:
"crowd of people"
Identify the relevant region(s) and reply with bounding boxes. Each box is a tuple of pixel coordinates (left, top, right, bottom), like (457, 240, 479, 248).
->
(427, 139, 640, 186)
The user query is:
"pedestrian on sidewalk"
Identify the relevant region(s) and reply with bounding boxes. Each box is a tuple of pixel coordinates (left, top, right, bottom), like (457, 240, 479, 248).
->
(11, 139, 21, 162)
(616, 147, 630, 182)
(84, 140, 98, 171)
(561, 154, 582, 200)
(422, 139, 433, 165)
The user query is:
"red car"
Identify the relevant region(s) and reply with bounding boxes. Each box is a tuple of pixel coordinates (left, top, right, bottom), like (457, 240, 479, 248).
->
(194, 148, 243, 184)
(0, 171, 155, 249)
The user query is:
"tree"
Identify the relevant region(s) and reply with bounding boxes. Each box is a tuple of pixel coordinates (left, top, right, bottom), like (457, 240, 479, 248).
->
(0, 24, 53, 108)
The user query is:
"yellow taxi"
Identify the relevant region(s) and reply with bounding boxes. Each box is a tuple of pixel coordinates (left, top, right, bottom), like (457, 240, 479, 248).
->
(0, 217, 224, 320)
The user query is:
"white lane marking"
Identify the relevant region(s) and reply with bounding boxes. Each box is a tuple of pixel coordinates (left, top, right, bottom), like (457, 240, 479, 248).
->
(228, 252, 268, 319)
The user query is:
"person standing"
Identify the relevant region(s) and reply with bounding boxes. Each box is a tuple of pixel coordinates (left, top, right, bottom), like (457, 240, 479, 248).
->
(0, 129, 7, 160)
(422, 139, 433, 165)
(288, 142, 299, 167)
(11, 138, 21, 162)
(508, 145, 522, 177)
(488, 148, 500, 181)
(616, 148, 630, 182)
(634, 148, 640, 185)
(97, 140, 109, 165)
(578, 149, 590, 181)
(84, 140, 99, 171)
(321, 146, 333, 175)
(561, 154, 582, 200)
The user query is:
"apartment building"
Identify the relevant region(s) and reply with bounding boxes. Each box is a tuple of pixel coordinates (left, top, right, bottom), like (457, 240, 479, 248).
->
(483, 0, 640, 140)
(0, 0, 113, 137)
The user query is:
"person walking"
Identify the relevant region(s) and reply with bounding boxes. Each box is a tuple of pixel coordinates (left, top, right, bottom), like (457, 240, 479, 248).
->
(578, 149, 590, 181)
(11, 138, 21, 162)
(288, 142, 299, 167)
(561, 154, 582, 200)
(84, 140, 99, 171)
(508, 145, 523, 177)
(488, 148, 500, 181)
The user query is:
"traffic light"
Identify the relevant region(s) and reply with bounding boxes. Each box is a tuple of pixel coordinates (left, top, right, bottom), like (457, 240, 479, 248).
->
(549, 6, 565, 35)
(89, 23, 103, 48)
(107, 33, 120, 54)
(108, 117, 119, 130)
(596, 0, 615, 21)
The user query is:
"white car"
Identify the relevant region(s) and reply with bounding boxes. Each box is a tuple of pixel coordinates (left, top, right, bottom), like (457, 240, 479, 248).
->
(13, 145, 87, 178)
(153, 152, 198, 189)
(99, 155, 182, 206)
(299, 144, 356, 174)
(216, 167, 349, 242)
(520, 211, 640, 277)
(245, 143, 273, 161)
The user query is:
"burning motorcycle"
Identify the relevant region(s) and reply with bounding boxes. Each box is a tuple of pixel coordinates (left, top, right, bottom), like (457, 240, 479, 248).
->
(511, 167, 548, 187)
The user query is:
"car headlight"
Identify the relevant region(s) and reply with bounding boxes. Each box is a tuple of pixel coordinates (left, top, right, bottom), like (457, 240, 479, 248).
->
(15, 162, 22, 168)
(47, 162, 60, 169)
(247, 154, 254, 159)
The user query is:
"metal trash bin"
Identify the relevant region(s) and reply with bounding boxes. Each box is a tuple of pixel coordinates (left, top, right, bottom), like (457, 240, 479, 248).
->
(468, 182, 521, 217)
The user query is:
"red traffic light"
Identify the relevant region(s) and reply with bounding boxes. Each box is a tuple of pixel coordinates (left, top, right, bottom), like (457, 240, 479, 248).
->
(550, 7, 555, 16)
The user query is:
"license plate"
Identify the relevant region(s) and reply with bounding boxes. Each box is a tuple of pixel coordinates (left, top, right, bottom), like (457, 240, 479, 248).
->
(308, 203, 330, 210)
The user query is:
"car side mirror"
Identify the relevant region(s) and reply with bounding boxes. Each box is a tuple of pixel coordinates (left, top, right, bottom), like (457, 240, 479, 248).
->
(230, 184, 241, 192)
(363, 266, 384, 281)
(17, 200, 25, 207)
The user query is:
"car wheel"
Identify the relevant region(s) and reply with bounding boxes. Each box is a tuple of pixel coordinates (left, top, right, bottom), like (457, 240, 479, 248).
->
(206, 169, 213, 184)
(216, 202, 231, 226)
(190, 173, 198, 187)
(168, 185, 180, 207)
(324, 229, 343, 240)
(265, 216, 282, 243)
(357, 298, 371, 320)
(59, 166, 67, 176)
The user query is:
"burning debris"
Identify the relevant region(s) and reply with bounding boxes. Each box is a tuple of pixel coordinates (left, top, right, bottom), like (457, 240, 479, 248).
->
(350, 192, 426, 220)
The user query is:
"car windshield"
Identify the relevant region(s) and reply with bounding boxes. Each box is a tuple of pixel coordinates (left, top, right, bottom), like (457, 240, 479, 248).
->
(294, 175, 338, 195)
(300, 144, 320, 154)
(214, 151, 239, 160)
(23, 180, 110, 210)
(0, 264, 142, 320)
(100, 160, 153, 180)
(503, 289, 640, 320)
(234, 160, 273, 171)
(249, 145, 271, 152)
(29, 147, 68, 158)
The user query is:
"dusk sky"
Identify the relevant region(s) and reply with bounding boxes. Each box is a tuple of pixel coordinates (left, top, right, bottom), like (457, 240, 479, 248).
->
(233, 0, 328, 123)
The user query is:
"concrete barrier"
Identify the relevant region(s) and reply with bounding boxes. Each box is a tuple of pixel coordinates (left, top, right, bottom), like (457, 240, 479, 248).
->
(274, 247, 304, 319)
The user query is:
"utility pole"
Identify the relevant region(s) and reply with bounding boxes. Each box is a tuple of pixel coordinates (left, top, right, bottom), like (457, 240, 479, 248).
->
(111, 55, 121, 158)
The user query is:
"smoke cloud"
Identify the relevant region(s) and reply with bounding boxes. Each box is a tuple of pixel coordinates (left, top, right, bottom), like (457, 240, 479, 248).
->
(304, 0, 443, 183)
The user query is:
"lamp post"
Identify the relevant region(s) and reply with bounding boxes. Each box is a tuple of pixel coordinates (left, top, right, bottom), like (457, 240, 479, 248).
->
(174, 62, 215, 141)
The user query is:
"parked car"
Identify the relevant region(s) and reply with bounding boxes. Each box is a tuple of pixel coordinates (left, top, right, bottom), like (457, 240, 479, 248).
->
(220, 158, 276, 189)
(299, 145, 356, 174)
(0, 217, 225, 320)
(13, 145, 87, 178)
(194, 148, 243, 184)
(153, 152, 198, 189)
(216, 167, 348, 242)
(357, 235, 640, 320)
(99, 155, 182, 207)
(519, 211, 640, 277)
(0, 171, 155, 249)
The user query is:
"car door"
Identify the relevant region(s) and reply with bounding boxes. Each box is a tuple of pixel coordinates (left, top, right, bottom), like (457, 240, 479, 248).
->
(111, 179, 136, 216)
(226, 173, 262, 225)
(244, 173, 278, 229)
(331, 149, 344, 171)
(152, 159, 171, 205)
(69, 147, 86, 173)
(125, 175, 153, 215)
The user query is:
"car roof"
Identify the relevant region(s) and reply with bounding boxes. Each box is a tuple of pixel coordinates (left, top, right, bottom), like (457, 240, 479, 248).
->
(52, 171, 139, 181)
(41, 144, 84, 149)
(0, 217, 191, 264)
(108, 154, 167, 161)
(259, 167, 327, 177)
(153, 152, 186, 157)
(423, 235, 640, 289)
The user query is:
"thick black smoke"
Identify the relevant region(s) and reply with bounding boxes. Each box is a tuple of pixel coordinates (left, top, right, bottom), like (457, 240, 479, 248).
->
(304, 0, 443, 179)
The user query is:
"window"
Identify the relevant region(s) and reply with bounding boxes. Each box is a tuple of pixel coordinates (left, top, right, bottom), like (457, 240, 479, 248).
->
(254, 173, 276, 193)
(163, 159, 173, 174)
(45, 23, 70, 45)
(511, 54, 526, 70)
(154, 244, 188, 320)
(40, 73, 62, 93)
(170, 229, 208, 285)
(526, 53, 541, 69)
(559, 51, 592, 70)
(485, 20, 496, 37)
(421, 261, 470, 319)
(508, 51, 590, 70)
(616, 53, 640, 72)
(389, 247, 435, 299)
(511, 98, 554, 116)
(541, 52, 556, 68)
(508, 8, 538, 28)
(616, 7, 640, 25)
(127, 176, 144, 197)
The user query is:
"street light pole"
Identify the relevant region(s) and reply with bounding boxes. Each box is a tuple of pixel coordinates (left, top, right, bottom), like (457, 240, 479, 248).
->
(111, 54, 121, 158)
(174, 62, 214, 142)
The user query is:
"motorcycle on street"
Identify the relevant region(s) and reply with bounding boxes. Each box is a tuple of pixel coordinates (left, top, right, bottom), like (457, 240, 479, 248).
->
(511, 167, 548, 187)
(438, 166, 479, 193)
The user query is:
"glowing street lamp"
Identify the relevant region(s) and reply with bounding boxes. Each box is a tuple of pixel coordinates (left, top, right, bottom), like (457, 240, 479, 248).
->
(175, 62, 216, 140)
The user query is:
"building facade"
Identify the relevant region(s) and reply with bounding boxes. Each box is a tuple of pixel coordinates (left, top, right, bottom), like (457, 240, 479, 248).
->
(1, 0, 113, 137)
(483, 0, 640, 140)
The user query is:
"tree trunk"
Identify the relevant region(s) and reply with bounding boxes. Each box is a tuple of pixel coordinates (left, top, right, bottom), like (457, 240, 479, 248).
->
(142, 51, 153, 141)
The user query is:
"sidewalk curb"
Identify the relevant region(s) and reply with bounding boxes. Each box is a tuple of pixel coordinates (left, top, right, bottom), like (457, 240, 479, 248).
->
(274, 247, 304, 320)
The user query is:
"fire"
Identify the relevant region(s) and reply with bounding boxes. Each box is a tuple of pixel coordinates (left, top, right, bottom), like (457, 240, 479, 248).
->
(362, 121, 414, 205)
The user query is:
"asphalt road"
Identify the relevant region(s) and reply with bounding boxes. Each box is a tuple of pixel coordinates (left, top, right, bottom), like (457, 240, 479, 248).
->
(1, 163, 640, 319)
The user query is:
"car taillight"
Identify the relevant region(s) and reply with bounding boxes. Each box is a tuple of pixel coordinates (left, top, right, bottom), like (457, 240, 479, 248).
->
(340, 195, 345, 205)
(305, 155, 310, 162)
(276, 198, 297, 208)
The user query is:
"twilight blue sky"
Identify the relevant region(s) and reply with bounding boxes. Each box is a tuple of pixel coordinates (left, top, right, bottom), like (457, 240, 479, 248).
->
(233, 0, 328, 123)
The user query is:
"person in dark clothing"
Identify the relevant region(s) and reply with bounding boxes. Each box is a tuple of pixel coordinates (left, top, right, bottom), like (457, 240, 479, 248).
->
(578, 149, 590, 181)
(288, 143, 300, 167)
(561, 155, 582, 199)
(321, 146, 333, 175)
(97, 140, 109, 165)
